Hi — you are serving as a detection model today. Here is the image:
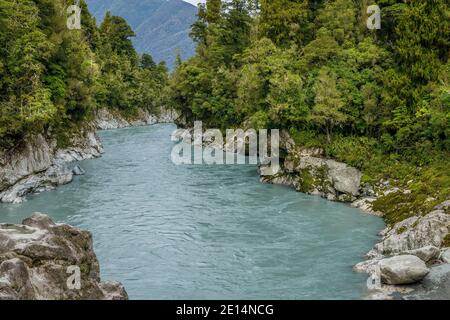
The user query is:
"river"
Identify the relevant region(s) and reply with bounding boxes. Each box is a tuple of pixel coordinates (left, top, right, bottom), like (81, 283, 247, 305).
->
(0, 124, 385, 299)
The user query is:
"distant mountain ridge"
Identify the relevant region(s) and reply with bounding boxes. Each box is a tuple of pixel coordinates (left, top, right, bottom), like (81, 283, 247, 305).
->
(86, 0, 198, 69)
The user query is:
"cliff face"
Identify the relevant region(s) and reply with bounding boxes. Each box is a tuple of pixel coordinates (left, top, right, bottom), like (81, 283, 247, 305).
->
(95, 107, 179, 130)
(0, 213, 128, 300)
(0, 128, 103, 204)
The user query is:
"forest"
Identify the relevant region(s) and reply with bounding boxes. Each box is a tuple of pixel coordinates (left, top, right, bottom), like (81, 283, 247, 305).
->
(0, 0, 448, 217)
(167, 0, 450, 217)
(0, 0, 168, 149)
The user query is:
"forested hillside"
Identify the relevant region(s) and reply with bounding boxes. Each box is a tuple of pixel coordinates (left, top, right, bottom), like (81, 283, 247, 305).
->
(168, 0, 450, 218)
(86, 0, 198, 69)
(0, 0, 167, 149)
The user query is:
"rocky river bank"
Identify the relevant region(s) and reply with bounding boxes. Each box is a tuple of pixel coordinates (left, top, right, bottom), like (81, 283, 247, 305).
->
(1, 117, 448, 299)
(177, 125, 450, 299)
(0, 108, 178, 204)
(95, 107, 178, 130)
(260, 131, 450, 299)
(0, 127, 103, 204)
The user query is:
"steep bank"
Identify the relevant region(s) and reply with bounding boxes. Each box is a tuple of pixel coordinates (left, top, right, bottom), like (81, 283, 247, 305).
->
(0, 213, 128, 300)
(0, 126, 103, 204)
(260, 131, 450, 299)
(0, 108, 179, 204)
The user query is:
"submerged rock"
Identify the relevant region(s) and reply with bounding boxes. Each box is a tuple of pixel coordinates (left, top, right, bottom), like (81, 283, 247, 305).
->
(0, 213, 128, 300)
(379, 255, 430, 285)
(72, 165, 85, 176)
(441, 249, 450, 264)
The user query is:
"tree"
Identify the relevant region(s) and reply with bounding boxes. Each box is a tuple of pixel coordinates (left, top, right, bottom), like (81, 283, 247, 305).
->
(140, 53, 156, 70)
(0, 0, 168, 148)
(99, 12, 137, 61)
(206, 0, 222, 24)
(394, 0, 450, 82)
(190, 3, 208, 46)
(169, 0, 450, 161)
(259, 0, 312, 48)
(308, 68, 347, 143)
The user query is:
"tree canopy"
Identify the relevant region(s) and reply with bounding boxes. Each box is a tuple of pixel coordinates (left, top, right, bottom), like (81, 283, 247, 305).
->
(168, 0, 450, 163)
(0, 0, 167, 148)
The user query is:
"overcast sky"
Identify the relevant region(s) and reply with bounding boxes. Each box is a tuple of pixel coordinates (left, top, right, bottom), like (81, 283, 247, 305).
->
(183, 0, 206, 6)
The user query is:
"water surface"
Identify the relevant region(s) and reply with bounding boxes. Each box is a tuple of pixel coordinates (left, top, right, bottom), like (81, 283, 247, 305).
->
(0, 124, 384, 299)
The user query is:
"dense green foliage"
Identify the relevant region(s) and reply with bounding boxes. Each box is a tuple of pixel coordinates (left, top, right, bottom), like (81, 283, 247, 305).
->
(168, 0, 449, 200)
(0, 0, 167, 148)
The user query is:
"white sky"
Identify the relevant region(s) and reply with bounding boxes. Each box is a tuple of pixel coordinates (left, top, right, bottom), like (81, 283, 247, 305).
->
(182, 0, 206, 6)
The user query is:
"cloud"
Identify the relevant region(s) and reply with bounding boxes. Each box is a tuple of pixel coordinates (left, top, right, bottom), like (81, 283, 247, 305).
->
(182, 0, 206, 6)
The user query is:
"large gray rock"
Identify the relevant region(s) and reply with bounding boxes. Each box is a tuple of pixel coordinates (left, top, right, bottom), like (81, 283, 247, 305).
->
(94, 108, 129, 130)
(369, 210, 450, 257)
(403, 246, 441, 264)
(325, 159, 362, 196)
(434, 200, 450, 212)
(99, 281, 129, 300)
(263, 131, 362, 200)
(54, 131, 103, 162)
(379, 255, 430, 285)
(0, 164, 73, 203)
(0, 213, 128, 300)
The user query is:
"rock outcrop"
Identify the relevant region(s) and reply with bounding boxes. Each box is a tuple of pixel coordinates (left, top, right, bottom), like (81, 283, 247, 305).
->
(0, 129, 103, 204)
(0, 213, 128, 300)
(261, 131, 363, 203)
(403, 246, 441, 264)
(0, 107, 177, 203)
(378, 255, 430, 285)
(354, 203, 450, 299)
(368, 210, 450, 258)
(95, 107, 178, 130)
(401, 263, 450, 300)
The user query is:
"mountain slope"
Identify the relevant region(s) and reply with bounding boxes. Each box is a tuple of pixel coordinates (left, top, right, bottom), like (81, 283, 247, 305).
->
(86, 0, 197, 69)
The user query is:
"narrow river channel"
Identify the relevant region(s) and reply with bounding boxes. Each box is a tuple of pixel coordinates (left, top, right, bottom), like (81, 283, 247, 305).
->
(0, 124, 384, 299)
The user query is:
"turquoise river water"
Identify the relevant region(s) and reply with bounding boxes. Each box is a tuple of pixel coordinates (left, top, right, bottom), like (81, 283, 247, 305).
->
(0, 124, 385, 299)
